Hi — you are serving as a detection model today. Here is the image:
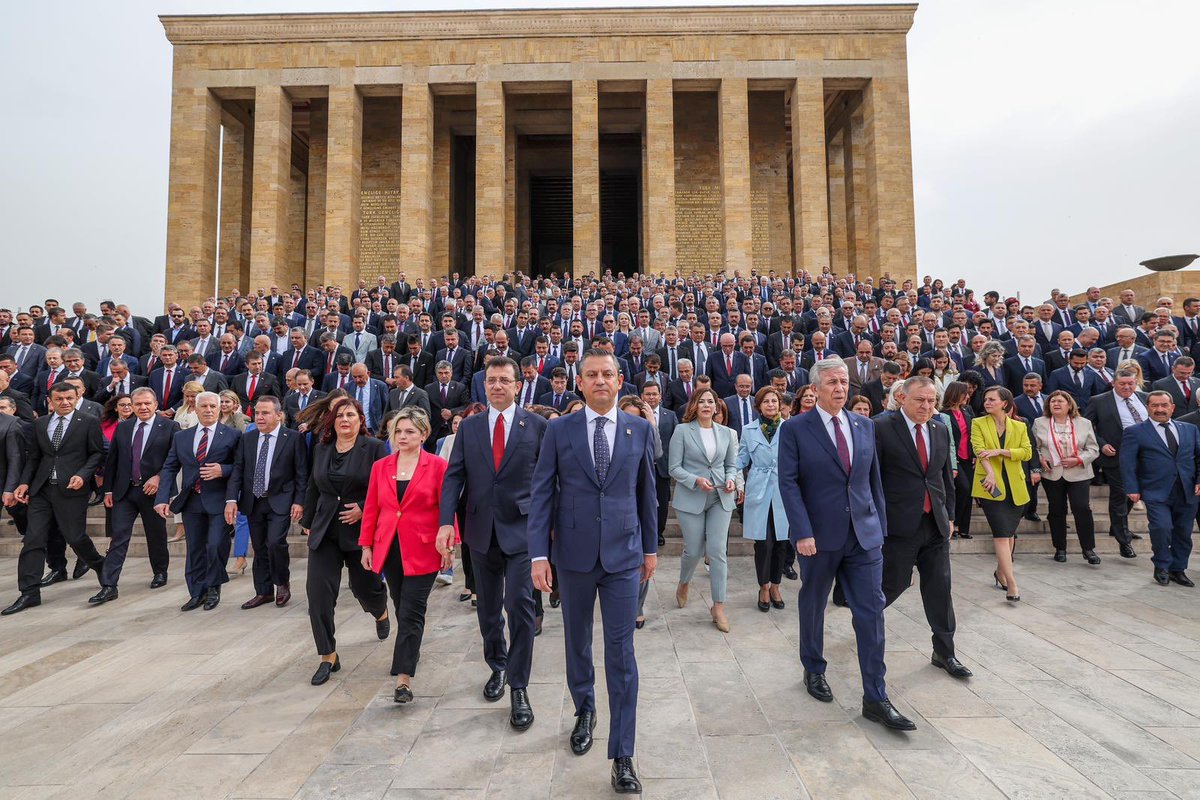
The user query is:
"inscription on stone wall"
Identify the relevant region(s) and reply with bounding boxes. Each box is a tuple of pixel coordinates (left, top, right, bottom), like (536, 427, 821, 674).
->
(675, 184, 723, 273)
(751, 188, 770, 269)
(359, 188, 402, 272)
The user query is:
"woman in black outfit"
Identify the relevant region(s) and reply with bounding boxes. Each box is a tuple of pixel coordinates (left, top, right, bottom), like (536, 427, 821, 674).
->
(301, 396, 390, 686)
(942, 381, 975, 539)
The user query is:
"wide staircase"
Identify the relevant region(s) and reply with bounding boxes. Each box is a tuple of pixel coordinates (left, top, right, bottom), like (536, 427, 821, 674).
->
(0, 485, 1144, 560)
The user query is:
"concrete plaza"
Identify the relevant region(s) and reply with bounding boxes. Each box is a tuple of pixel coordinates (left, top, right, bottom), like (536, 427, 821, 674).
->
(1, 551, 1199, 799)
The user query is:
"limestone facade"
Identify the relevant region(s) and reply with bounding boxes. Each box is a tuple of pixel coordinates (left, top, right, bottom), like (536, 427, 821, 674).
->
(161, 5, 919, 310)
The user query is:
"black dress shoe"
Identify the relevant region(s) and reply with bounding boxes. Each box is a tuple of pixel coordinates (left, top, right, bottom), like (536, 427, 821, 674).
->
(1053, 549, 1067, 562)
(39, 569, 67, 587)
(1, 593, 41, 615)
(931, 652, 973, 679)
(483, 669, 507, 701)
(180, 595, 204, 611)
(1154, 569, 1170, 586)
(804, 670, 833, 703)
(1083, 550, 1101, 565)
(202, 587, 221, 611)
(376, 615, 390, 640)
(394, 684, 413, 704)
(149, 573, 168, 589)
(571, 710, 597, 755)
(1170, 571, 1195, 587)
(510, 687, 534, 731)
(534, 615, 543, 637)
(783, 567, 798, 581)
(1119, 543, 1137, 559)
(549, 590, 560, 609)
(311, 657, 340, 686)
(88, 586, 119, 605)
(72, 559, 90, 580)
(657, 534, 666, 547)
(611, 756, 642, 795)
(1132, 533, 1143, 540)
(862, 698, 916, 731)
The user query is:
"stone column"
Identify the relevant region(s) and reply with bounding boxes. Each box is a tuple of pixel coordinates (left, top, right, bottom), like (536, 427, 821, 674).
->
(844, 109, 870, 278)
(572, 79, 601, 277)
(400, 83, 434, 282)
(719, 78, 752, 276)
(305, 99, 328, 288)
(475, 81, 507, 275)
(790, 77, 830, 274)
(164, 87, 221, 310)
(644, 78, 676, 276)
(249, 85, 292, 293)
(218, 117, 252, 296)
(432, 107, 451, 277)
(862, 76, 917, 284)
(324, 84, 363, 291)
(825, 127, 848, 275)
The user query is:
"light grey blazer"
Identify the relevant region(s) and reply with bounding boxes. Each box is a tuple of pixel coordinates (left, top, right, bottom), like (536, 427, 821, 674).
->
(1031, 415, 1099, 482)
(669, 420, 740, 514)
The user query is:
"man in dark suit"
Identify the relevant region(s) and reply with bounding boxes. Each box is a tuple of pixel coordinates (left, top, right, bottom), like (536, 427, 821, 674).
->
(279, 328, 325, 385)
(147, 345, 186, 413)
(0, 400, 27, 543)
(154, 391, 242, 611)
(347, 364, 389, 434)
(515, 357, 551, 407)
(1106, 327, 1148, 369)
(1032, 306, 1063, 352)
(364, 334, 402, 386)
(95, 388, 180, 602)
(1046, 350, 1103, 412)
(777, 357, 914, 731)
(387, 364, 431, 416)
(705, 333, 748, 398)
(641, 381, 677, 547)
(537, 368, 578, 412)
(59, 348, 101, 399)
(664, 359, 697, 420)
(1042, 330, 1077, 373)
(528, 350, 657, 793)
(1085, 368, 1148, 559)
(185, 354, 229, 394)
(226, 396, 308, 609)
(438, 356, 547, 731)
(876, 376, 970, 678)
(212, 337, 244, 377)
(860, 362, 903, 416)
(1138, 331, 1182, 384)
(435, 328, 472, 383)
(3, 383, 108, 615)
(1013, 374, 1047, 422)
(426, 362, 469, 443)
(231, 351, 280, 414)
(8, 327, 48, 379)
(93, 360, 147, 405)
(1003, 337, 1046, 397)
(1121, 390, 1200, 586)
(283, 370, 326, 427)
(724, 375, 759, 437)
(404, 334, 436, 388)
(1152, 356, 1200, 419)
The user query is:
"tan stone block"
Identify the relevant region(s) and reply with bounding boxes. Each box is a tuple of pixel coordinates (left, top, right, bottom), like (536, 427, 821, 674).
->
(475, 80, 507, 274)
(164, 86, 221, 312)
(218, 117, 252, 296)
(644, 78, 676, 276)
(399, 83, 434, 282)
(431, 107, 451, 277)
(572, 79, 600, 277)
(790, 77, 830, 273)
(305, 98, 328, 288)
(826, 127, 849, 275)
(324, 84, 363, 290)
(862, 75, 916, 286)
(249, 85, 293, 293)
(719, 78, 752, 276)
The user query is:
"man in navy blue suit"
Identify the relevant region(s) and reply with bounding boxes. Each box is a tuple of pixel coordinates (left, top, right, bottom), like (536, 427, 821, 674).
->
(439, 356, 547, 731)
(777, 356, 915, 731)
(1046, 349, 1103, 412)
(528, 350, 657, 794)
(1137, 330, 1182, 384)
(155, 392, 241, 612)
(1120, 390, 1200, 587)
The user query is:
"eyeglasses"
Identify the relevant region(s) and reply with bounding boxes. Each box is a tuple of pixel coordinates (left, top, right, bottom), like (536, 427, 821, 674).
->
(485, 378, 516, 386)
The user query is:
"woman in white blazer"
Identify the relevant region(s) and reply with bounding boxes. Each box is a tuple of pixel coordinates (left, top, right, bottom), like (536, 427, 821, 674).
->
(736, 387, 790, 612)
(669, 387, 739, 632)
(1031, 390, 1101, 564)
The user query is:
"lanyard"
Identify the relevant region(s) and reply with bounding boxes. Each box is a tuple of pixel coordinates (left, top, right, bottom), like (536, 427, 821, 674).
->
(1049, 419, 1078, 465)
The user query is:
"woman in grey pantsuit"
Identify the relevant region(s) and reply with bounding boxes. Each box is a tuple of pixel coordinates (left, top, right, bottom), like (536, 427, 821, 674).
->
(669, 387, 739, 632)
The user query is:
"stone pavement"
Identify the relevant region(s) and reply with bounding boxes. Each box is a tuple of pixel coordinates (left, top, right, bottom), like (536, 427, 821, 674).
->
(1, 551, 1200, 799)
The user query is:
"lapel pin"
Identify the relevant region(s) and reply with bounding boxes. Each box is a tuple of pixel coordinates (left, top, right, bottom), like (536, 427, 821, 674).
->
(518, 419, 526, 428)
(626, 428, 632, 435)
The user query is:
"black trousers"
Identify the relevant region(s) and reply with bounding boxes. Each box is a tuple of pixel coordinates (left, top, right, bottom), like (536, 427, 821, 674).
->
(306, 533, 387, 656)
(47, 521, 67, 572)
(1101, 465, 1133, 545)
(1042, 477, 1096, 551)
(247, 503, 292, 596)
(380, 537, 438, 676)
(102, 488, 169, 586)
(655, 471, 671, 535)
(753, 508, 789, 585)
(4, 502, 28, 536)
(881, 513, 956, 659)
(953, 459, 975, 535)
(455, 503, 474, 593)
(17, 485, 103, 595)
(472, 532, 537, 688)
(1024, 463, 1039, 515)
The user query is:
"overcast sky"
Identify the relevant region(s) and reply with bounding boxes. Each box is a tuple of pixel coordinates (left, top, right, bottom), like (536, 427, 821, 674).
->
(1, 0, 1196, 314)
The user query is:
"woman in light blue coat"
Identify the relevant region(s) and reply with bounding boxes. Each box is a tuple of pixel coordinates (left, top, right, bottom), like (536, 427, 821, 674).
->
(670, 387, 740, 633)
(737, 387, 790, 612)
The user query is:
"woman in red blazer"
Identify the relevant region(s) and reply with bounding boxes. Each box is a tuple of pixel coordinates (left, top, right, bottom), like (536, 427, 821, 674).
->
(360, 406, 457, 704)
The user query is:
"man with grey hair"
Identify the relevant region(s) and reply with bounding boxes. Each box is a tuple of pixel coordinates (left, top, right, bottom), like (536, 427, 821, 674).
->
(425, 359, 468, 445)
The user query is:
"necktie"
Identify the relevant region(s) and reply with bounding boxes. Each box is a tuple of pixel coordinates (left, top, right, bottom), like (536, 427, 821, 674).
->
(1162, 423, 1179, 456)
(15, 346, 25, 367)
(1124, 397, 1142, 424)
(47, 370, 56, 391)
(914, 422, 931, 513)
(553, 393, 561, 408)
(354, 333, 361, 350)
(685, 381, 692, 399)
(162, 369, 172, 402)
(252, 433, 271, 497)
(194, 427, 209, 493)
(441, 384, 448, 405)
(860, 361, 868, 383)
(131, 421, 146, 481)
(220, 354, 228, 372)
(52, 416, 66, 451)
(493, 413, 505, 471)
(1184, 381, 1192, 404)
(1024, 358, 1031, 373)
(248, 374, 258, 402)
(538, 357, 545, 373)
(299, 392, 308, 410)
(475, 323, 482, 347)
(742, 398, 751, 429)
(831, 415, 852, 474)
(524, 382, 534, 405)
(726, 355, 733, 376)
(1075, 370, 1084, 389)
(148, 356, 156, 373)
(670, 349, 677, 379)
(593, 416, 610, 484)
(327, 352, 334, 373)
(293, 349, 301, 369)
(1163, 353, 1170, 372)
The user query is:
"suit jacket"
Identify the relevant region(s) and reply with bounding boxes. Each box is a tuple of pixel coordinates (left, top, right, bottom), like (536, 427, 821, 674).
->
(94, 374, 148, 405)
(283, 389, 326, 426)
(833, 330, 876, 359)
(1084, 389, 1149, 469)
(300, 436, 388, 551)
(1121, 419, 1200, 504)
(156, 423, 241, 515)
(7, 342, 47, 377)
(723, 393, 759, 436)
(1032, 320, 1064, 351)
(846, 356, 885, 391)
(388, 385, 431, 417)
(21, 411, 107, 497)
(190, 370, 228, 394)
(56, 369, 101, 400)
(516, 377, 551, 407)
(1151, 376, 1200, 418)
(34, 367, 68, 413)
(777, 409, 886, 550)
(346, 378, 390, 432)
(102, 416, 180, 502)
(1003, 355, 1047, 396)
(278, 345, 326, 384)
(1106, 343, 1148, 370)
(1138, 349, 1180, 384)
(399, 351, 433, 388)
(650, 406, 677, 479)
(527, 410, 658, 573)
(211, 350, 244, 377)
(227, 425, 309, 516)
(664, 378, 696, 420)
(704, 351, 750, 398)
(1046, 366, 1103, 411)
(346, 330, 378, 362)
(1043, 348, 1074, 373)
(1112, 304, 1146, 326)
(764, 332, 795, 369)
(426, 380, 469, 437)
(439, 406, 547, 554)
(800, 348, 837, 371)
(669, 421, 740, 514)
(860, 379, 890, 416)
(361, 449, 454, 575)
(231, 371, 281, 413)
(1014, 392, 1047, 423)
(435, 347, 472, 383)
(0, 413, 27, 493)
(147, 366, 186, 411)
(364, 348, 402, 381)
(537, 389, 579, 412)
(875, 411, 955, 538)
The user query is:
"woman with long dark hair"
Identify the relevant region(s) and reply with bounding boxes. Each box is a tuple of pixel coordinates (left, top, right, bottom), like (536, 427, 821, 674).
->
(972, 386, 1032, 602)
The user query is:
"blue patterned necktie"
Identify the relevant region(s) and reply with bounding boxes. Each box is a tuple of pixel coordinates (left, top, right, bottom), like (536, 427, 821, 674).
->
(253, 433, 270, 497)
(593, 417, 610, 484)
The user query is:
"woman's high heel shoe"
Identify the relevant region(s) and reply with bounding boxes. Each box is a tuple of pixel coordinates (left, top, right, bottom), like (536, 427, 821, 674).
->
(993, 571, 1007, 591)
(1006, 594, 1021, 603)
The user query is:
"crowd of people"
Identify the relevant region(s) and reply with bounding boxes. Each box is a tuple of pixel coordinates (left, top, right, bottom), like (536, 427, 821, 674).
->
(1, 272, 1198, 795)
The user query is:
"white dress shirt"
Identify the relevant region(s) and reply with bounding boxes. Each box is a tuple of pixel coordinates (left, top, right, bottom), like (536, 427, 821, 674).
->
(252, 423, 281, 492)
(45, 410, 76, 443)
(487, 403, 516, 447)
(193, 424, 216, 455)
(1115, 393, 1147, 429)
(1154, 419, 1180, 450)
(584, 404, 618, 467)
(814, 405, 854, 463)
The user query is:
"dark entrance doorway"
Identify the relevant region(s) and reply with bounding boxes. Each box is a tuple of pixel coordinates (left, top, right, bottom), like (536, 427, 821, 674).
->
(530, 173, 572, 278)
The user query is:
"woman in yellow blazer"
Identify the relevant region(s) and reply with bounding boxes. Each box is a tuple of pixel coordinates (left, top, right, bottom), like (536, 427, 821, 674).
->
(971, 385, 1032, 603)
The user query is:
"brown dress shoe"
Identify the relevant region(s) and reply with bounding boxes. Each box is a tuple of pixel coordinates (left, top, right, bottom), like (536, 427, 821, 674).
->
(275, 585, 291, 607)
(240, 594, 275, 609)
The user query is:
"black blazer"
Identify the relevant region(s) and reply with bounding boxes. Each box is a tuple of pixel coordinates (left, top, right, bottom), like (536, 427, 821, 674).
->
(945, 405, 975, 464)
(228, 425, 309, 516)
(300, 436, 387, 551)
(21, 412, 107, 497)
(861, 379, 889, 417)
(283, 389, 326, 426)
(1151, 376, 1200, 418)
(231, 371, 281, 412)
(0, 413, 25, 493)
(94, 374, 148, 405)
(103, 416, 180, 502)
(1084, 389, 1149, 468)
(875, 411, 955, 538)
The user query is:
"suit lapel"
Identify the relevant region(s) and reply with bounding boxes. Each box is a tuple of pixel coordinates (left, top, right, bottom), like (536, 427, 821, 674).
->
(602, 410, 630, 489)
(399, 452, 428, 512)
(568, 411, 601, 488)
(890, 413, 924, 474)
(497, 408, 526, 474)
(804, 411, 844, 474)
